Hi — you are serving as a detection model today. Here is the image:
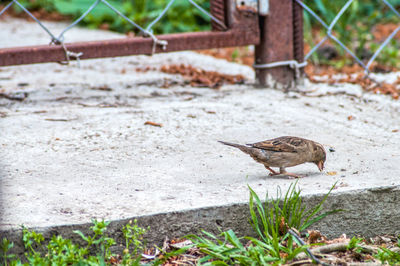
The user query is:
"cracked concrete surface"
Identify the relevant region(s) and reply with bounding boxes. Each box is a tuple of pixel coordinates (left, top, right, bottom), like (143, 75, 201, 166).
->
(1, 17, 400, 239)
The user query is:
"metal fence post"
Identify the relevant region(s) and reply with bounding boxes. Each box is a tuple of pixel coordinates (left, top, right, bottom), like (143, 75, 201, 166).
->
(255, 0, 301, 90)
(210, 0, 226, 31)
(293, 0, 304, 78)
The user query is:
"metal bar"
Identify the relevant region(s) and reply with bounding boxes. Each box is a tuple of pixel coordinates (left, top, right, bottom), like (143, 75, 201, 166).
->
(210, 0, 226, 31)
(292, 0, 304, 78)
(188, 0, 227, 30)
(0, 30, 259, 66)
(254, 0, 295, 89)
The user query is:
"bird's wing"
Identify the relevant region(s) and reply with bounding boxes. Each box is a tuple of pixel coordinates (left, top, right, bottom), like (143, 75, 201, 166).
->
(248, 136, 308, 153)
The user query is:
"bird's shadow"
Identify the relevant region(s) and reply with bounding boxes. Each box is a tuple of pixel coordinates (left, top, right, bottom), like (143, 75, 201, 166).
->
(250, 171, 321, 180)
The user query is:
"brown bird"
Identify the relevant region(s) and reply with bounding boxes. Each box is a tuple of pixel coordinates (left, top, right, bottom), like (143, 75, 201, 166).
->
(218, 136, 326, 178)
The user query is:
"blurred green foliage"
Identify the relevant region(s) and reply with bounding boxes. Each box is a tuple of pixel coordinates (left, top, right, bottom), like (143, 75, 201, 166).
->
(12, 0, 211, 34)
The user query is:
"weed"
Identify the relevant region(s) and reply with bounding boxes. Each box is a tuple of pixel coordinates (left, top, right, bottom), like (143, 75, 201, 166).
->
(0, 219, 148, 265)
(184, 181, 341, 265)
(74, 219, 116, 260)
(248, 181, 340, 240)
(374, 237, 400, 265)
(347, 236, 364, 253)
(0, 238, 19, 266)
(121, 219, 149, 264)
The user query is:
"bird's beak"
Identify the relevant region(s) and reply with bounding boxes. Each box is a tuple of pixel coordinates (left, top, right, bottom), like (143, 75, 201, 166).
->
(317, 160, 324, 171)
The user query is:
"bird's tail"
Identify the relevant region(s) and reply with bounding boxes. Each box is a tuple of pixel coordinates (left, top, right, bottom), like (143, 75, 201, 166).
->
(218, 141, 251, 154)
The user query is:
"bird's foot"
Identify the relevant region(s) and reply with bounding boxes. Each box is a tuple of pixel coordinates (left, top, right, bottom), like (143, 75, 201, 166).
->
(269, 172, 302, 179)
(265, 166, 279, 176)
(268, 172, 280, 176)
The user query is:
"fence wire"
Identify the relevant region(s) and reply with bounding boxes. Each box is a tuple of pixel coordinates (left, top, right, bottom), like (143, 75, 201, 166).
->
(297, 0, 400, 74)
(0, 0, 226, 64)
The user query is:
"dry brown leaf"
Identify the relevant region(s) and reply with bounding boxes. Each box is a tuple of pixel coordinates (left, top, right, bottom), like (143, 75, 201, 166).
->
(144, 121, 163, 127)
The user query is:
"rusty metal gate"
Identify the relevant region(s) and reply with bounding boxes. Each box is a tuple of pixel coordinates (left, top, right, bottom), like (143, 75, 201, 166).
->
(0, 0, 305, 88)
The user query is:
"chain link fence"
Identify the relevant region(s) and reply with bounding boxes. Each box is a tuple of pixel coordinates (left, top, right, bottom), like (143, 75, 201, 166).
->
(0, 0, 226, 64)
(297, 0, 400, 74)
(1, 0, 399, 80)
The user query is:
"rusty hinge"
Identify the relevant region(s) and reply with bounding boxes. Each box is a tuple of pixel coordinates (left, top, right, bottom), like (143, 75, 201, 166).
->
(236, 0, 269, 15)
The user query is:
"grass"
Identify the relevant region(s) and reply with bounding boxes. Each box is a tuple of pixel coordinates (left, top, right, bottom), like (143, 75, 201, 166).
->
(374, 237, 400, 265)
(185, 181, 341, 265)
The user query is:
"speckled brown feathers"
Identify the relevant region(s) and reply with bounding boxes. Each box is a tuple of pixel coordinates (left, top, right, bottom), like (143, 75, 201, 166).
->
(219, 136, 326, 178)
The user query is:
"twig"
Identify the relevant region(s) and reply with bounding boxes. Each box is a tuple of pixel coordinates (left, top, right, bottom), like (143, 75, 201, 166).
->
(0, 92, 29, 101)
(296, 242, 361, 262)
(295, 242, 349, 260)
(144, 121, 163, 127)
(45, 117, 77, 122)
(285, 259, 313, 266)
(288, 229, 330, 266)
(297, 91, 361, 98)
(313, 242, 349, 254)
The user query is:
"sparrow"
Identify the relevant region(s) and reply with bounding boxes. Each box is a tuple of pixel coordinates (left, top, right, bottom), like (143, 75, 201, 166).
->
(218, 136, 326, 178)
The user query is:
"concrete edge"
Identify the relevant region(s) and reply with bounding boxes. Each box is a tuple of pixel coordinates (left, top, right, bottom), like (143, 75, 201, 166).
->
(2, 185, 400, 257)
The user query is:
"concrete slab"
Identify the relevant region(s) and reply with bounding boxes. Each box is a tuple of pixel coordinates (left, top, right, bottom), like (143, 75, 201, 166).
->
(1, 17, 400, 245)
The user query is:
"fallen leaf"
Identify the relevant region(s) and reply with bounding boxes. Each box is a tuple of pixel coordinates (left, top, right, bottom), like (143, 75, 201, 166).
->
(308, 230, 323, 244)
(45, 118, 76, 122)
(170, 240, 193, 249)
(160, 64, 245, 89)
(347, 115, 355, 121)
(91, 85, 112, 91)
(0, 91, 29, 101)
(327, 171, 337, 176)
(144, 121, 163, 127)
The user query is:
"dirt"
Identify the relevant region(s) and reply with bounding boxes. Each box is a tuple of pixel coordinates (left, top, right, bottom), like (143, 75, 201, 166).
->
(1, 16, 400, 240)
(135, 232, 400, 265)
(0, 4, 72, 22)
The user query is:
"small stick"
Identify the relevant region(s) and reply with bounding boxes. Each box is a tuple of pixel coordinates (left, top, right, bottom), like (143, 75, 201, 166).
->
(288, 229, 330, 266)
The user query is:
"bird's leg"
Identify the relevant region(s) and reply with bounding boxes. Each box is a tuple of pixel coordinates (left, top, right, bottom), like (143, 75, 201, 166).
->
(264, 165, 279, 176)
(279, 167, 302, 179)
